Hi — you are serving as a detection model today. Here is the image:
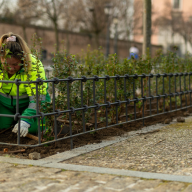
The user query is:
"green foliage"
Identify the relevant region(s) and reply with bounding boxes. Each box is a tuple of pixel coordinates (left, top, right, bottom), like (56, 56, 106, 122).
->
(6, 32, 187, 141)
(46, 45, 192, 136)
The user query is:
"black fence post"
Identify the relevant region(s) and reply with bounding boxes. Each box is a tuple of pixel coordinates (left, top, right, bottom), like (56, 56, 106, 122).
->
(16, 79, 21, 144)
(67, 77, 73, 149)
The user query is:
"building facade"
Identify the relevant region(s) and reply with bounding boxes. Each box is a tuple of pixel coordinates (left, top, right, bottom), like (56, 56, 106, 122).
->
(0, 23, 161, 60)
(134, 0, 192, 56)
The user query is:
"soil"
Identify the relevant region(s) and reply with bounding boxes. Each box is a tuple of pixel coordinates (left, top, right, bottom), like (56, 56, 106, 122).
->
(0, 105, 190, 159)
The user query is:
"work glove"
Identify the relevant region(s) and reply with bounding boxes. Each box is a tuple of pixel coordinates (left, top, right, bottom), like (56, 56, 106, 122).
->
(12, 121, 30, 137)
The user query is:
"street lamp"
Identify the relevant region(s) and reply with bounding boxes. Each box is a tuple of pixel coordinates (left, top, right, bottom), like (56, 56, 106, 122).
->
(113, 16, 119, 54)
(104, 3, 113, 57)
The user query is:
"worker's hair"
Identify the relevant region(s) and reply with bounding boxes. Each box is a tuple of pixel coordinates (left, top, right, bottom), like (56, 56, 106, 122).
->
(0, 32, 31, 70)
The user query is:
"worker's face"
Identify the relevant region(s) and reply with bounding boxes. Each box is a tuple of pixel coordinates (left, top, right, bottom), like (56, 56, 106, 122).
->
(1, 57, 22, 75)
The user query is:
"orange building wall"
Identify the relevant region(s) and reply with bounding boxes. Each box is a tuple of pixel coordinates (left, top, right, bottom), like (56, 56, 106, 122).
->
(134, 0, 192, 45)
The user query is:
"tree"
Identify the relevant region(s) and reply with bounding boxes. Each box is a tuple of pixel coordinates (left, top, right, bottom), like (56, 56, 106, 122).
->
(0, 0, 10, 22)
(142, 0, 151, 57)
(71, 0, 136, 50)
(70, 0, 110, 49)
(111, 0, 142, 53)
(39, 0, 66, 51)
(61, 0, 85, 53)
(13, 0, 42, 43)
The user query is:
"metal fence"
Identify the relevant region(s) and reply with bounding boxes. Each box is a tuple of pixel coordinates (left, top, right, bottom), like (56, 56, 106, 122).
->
(0, 72, 192, 148)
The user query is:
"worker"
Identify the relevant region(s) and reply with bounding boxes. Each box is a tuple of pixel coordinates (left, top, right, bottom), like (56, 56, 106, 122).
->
(0, 32, 50, 137)
(128, 44, 139, 60)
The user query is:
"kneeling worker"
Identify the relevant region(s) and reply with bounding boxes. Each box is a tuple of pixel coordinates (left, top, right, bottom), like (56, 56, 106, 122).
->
(0, 32, 50, 137)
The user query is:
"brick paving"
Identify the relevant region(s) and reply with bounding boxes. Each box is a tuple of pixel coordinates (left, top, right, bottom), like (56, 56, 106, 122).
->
(0, 162, 192, 192)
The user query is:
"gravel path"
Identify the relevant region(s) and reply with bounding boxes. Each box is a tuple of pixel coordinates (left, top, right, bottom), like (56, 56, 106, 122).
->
(64, 117, 192, 176)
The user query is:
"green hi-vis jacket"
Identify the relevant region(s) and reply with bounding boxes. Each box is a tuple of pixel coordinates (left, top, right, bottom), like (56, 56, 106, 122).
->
(0, 54, 51, 125)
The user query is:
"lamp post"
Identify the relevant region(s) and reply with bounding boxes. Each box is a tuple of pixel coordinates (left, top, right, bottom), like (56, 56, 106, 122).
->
(104, 3, 112, 57)
(113, 16, 119, 54)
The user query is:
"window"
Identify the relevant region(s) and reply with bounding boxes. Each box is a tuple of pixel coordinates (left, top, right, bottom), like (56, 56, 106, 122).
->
(173, 0, 180, 9)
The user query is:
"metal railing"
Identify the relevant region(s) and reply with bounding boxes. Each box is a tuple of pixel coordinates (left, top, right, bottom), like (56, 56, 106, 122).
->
(0, 72, 192, 148)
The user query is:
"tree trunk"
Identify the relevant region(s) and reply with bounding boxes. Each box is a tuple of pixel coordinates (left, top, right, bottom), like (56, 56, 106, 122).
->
(142, 0, 151, 58)
(95, 33, 99, 49)
(66, 31, 70, 54)
(184, 34, 187, 55)
(22, 25, 28, 43)
(171, 31, 174, 45)
(54, 21, 59, 51)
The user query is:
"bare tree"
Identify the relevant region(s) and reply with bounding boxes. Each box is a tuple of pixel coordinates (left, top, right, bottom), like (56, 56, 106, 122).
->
(61, 0, 85, 53)
(70, 0, 110, 49)
(112, 0, 133, 40)
(70, 0, 136, 49)
(12, 0, 41, 42)
(0, 0, 9, 22)
(110, 0, 142, 54)
(38, 0, 67, 51)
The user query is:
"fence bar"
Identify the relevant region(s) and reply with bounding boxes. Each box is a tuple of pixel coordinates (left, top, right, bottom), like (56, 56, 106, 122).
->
(189, 74, 191, 105)
(149, 76, 151, 115)
(141, 77, 144, 126)
(156, 76, 159, 114)
(93, 79, 97, 129)
(184, 75, 187, 110)
(36, 82, 41, 144)
(52, 82, 57, 140)
(163, 76, 165, 112)
(169, 76, 172, 111)
(104, 79, 108, 127)
(114, 78, 118, 123)
(81, 80, 86, 132)
(16, 80, 20, 144)
(67, 81, 73, 149)
(175, 75, 177, 110)
(133, 78, 136, 119)
(124, 77, 128, 122)
(180, 75, 182, 108)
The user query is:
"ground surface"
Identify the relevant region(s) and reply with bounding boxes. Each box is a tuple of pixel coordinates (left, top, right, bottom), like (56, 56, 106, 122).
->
(0, 110, 188, 159)
(0, 162, 192, 192)
(63, 117, 192, 176)
(1, 114, 192, 191)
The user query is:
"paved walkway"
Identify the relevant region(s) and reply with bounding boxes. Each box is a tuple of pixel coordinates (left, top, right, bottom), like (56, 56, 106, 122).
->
(0, 162, 192, 192)
(1, 116, 192, 191)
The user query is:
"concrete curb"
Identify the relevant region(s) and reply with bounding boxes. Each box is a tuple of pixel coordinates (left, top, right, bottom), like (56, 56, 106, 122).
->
(44, 163, 192, 183)
(1, 156, 192, 183)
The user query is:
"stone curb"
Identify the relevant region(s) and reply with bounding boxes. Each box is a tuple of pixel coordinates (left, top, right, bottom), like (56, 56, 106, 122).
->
(1, 156, 192, 183)
(44, 163, 192, 183)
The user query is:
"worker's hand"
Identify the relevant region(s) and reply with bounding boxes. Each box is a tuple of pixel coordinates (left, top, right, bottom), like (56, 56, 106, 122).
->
(12, 121, 30, 137)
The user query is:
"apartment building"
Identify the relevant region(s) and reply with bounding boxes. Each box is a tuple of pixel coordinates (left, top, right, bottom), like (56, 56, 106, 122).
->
(134, 0, 192, 56)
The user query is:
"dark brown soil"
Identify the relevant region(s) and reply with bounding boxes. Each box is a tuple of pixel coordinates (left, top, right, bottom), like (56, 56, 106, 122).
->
(0, 106, 190, 159)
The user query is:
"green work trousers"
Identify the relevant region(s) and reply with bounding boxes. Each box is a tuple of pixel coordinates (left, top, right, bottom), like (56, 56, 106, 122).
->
(0, 102, 44, 134)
